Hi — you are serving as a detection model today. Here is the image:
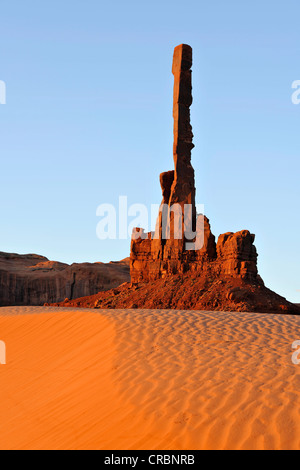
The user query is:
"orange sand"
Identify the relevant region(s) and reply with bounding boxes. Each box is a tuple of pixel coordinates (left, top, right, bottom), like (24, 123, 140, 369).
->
(0, 307, 300, 450)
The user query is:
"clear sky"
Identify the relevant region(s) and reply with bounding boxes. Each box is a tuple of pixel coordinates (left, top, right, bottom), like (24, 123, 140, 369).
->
(0, 0, 299, 302)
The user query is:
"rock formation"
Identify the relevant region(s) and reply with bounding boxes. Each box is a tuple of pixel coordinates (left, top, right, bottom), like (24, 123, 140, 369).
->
(216, 231, 258, 278)
(51, 44, 300, 315)
(0, 251, 130, 306)
(130, 44, 257, 285)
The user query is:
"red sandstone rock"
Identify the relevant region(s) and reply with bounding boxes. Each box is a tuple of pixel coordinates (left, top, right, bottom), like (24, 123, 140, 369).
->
(0, 251, 130, 306)
(160, 171, 174, 205)
(51, 44, 299, 315)
(216, 230, 258, 279)
(130, 45, 255, 284)
(170, 44, 195, 214)
(130, 44, 215, 283)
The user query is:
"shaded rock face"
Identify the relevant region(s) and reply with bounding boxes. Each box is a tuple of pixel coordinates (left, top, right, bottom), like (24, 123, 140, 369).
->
(0, 252, 130, 306)
(130, 44, 257, 284)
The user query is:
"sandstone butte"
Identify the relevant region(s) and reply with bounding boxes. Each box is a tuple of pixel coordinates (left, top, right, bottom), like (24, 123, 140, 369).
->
(0, 252, 130, 306)
(53, 45, 300, 315)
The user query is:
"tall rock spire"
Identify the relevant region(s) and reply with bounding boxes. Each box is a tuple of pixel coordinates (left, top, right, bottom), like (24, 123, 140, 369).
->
(131, 44, 217, 283)
(163, 44, 196, 250)
(159, 45, 195, 210)
(172, 44, 195, 194)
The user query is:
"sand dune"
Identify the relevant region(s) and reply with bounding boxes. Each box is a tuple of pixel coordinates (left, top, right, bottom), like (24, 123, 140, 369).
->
(0, 307, 300, 450)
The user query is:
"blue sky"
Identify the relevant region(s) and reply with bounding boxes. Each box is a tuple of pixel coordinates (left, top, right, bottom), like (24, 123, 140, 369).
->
(0, 0, 299, 302)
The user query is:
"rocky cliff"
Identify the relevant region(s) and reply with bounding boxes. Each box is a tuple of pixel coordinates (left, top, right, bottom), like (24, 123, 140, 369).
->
(0, 251, 130, 306)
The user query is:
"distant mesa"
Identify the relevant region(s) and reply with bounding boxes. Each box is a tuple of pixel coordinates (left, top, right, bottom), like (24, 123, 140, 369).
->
(54, 44, 300, 315)
(0, 251, 130, 306)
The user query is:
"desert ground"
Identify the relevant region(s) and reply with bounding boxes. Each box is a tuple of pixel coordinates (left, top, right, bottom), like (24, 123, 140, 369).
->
(0, 307, 300, 450)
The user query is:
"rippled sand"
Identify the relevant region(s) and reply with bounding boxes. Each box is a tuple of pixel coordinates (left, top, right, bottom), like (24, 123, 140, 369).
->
(0, 307, 300, 450)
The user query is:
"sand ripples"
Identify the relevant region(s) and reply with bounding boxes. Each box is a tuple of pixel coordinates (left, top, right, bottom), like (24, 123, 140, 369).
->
(111, 310, 300, 449)
(0, 307, 300, 449)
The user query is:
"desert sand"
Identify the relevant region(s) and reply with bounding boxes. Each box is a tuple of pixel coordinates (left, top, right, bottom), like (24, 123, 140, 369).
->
(0, 307, 300, 450)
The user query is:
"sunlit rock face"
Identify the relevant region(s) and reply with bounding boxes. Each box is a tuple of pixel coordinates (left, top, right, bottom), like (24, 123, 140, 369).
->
(130, 45, 257, 284)
(0, 252, 130, 306)
(51, 45, 299, 316)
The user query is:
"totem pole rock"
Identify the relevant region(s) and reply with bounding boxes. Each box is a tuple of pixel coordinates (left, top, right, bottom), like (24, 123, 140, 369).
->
(54, 45, 300, 315)
(169, 44, 195, 214)
(130, 44, 258, 284)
